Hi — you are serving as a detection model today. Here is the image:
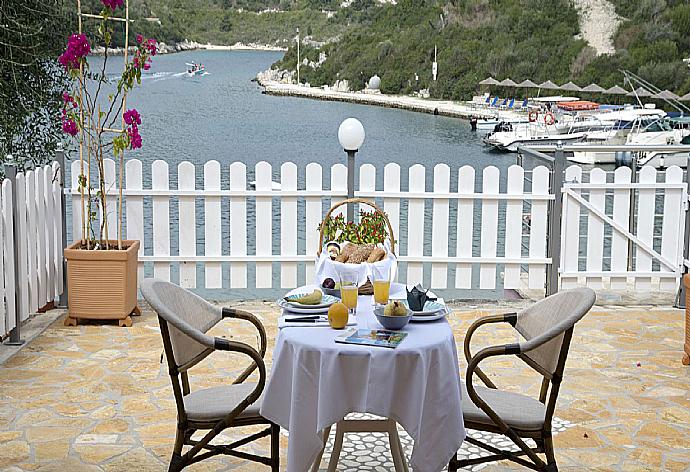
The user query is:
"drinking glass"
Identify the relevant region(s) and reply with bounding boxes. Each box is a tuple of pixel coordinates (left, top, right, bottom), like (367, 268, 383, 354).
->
(372, 264, 391, 306)
(338, 270, 359, 317)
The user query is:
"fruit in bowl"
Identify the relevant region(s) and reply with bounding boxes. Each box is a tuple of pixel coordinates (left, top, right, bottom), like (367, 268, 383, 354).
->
(321, 278, 341, 297)
(322, 278, 336, 289)
(375, 301, 412, 330)
(383, 300, 408, 316)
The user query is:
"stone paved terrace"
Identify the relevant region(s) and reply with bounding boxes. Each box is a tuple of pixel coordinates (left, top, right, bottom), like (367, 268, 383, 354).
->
(0, 299, 688, 471)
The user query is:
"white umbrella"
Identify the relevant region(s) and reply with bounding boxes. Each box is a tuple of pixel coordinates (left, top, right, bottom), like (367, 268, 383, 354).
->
(651, 90, 680, 100)
(559, 81, 582, 92)
(581, 83, 606, 93)
(517, 79, 538, 88)
(679, 92, 690, 102)
(626, 87, 653, 97)
(604, 85, 628, 95)
(499, 78, 518, 87)
(538, 80, 560, 90)
(479, 77, 500, 86)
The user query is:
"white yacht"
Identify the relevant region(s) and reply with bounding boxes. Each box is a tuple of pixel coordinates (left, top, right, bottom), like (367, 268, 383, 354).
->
(482, 120, 588, 152)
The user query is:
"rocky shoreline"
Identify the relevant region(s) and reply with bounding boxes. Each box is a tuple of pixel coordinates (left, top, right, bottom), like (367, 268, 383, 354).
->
(91, 39, 286, 56)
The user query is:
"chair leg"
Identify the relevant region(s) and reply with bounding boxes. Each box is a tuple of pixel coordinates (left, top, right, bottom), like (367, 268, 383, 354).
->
(310, 426, 332, 472)
(270, 423, 280, 472)
(544, 435, 558, 472)
(326, 422, 345, 472)
(168, 452, 185, 472)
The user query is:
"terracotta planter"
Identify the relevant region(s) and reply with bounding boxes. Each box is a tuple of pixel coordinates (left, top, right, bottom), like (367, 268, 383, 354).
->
(64, 240, 140, 327)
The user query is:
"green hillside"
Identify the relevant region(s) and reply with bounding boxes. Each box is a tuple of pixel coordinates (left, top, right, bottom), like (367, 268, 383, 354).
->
(273, 0, 690, 101)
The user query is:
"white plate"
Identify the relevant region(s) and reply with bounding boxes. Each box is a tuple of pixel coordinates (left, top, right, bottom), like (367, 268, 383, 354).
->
(410, 307, 451, 322)
(277, 299, 331, 315)
(399, 299, 446, 316)
(283, 292, 339, 309)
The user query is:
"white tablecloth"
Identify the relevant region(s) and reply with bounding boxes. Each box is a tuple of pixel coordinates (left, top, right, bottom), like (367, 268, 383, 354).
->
(260, 285, 465, 472)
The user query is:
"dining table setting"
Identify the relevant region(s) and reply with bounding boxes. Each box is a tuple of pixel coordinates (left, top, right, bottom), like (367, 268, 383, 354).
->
(261, 277, 465, 472)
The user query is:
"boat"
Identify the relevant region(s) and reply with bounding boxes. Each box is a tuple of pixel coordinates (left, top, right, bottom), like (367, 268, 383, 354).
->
(249, 180, 282, 191)
(569, 110, 690, 166)
(482, 114, 589, 151)
(475, 115, 529, 131)
(186, 62, 206, 77)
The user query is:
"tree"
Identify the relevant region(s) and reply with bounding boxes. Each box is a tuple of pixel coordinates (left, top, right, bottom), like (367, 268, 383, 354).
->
(0, 0, 72, 177)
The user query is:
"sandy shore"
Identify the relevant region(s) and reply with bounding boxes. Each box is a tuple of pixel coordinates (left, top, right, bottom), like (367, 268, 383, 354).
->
(92, 40, 286, 56)
(259, 80, 518, 121)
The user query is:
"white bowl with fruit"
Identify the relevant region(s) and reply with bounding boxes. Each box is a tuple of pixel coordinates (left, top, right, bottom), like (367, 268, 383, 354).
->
(374, 300, 413, 330)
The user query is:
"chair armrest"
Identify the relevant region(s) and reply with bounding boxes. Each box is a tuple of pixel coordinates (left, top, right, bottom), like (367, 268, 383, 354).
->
(219, 309, 267, 385)
(214, 337, 267, 402)
(465, 342, 522, 431)
(463, 313, 517, 388)
(222, 308, 267, 359)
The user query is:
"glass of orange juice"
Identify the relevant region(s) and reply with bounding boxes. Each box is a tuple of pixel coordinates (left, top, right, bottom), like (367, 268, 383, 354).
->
(372, 264, 391, 306)
(338, 270, 359, 317)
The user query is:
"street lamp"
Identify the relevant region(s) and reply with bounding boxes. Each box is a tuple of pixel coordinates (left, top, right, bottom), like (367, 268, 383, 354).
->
(338, 118, 365, 221)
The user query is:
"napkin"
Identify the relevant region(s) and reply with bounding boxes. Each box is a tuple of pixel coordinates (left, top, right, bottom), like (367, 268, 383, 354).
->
(406, 284, 437, 311)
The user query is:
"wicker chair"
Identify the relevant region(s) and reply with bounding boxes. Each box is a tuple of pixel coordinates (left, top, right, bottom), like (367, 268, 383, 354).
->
(141, 278, 280, 472)
(449, 287, 596, 472)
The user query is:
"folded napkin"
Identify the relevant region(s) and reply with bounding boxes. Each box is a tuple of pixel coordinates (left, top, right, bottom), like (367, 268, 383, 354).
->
(278, 313, 357, 329)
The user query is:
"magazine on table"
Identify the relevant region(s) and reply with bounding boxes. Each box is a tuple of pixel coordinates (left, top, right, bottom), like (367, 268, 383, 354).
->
(335, 328, 408, 349)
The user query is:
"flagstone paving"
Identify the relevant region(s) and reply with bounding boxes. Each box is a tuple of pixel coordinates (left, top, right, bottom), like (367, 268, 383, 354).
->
(0, 300, 688, 471)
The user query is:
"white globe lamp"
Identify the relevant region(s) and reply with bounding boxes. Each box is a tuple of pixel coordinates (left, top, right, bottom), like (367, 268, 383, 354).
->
(338, 118, 365, 221)
(338, 118, 365, 151)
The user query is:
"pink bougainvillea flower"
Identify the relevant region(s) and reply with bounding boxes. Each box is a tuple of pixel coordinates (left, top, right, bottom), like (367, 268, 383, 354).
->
(123, 108, 141, 126)
(127, 127, 142, 149)
(62, 117, 79, 136)
(59, 33, 90, 71)
(101, 0, 124, 10)
(136, 34, 143, 44)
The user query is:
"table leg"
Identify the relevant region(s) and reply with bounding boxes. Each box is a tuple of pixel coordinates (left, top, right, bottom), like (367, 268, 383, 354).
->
(326, 422, 345, 472)
(387, 421, 409, 472)
(310, 425, 331, 472)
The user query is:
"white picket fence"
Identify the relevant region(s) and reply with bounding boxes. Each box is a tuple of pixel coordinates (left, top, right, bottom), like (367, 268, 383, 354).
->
(67, 159, 688, 294)
(0, 163, 64, 338)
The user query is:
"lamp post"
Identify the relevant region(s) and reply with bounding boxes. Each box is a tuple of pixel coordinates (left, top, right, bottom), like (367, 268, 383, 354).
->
(337, 118, 365, 221)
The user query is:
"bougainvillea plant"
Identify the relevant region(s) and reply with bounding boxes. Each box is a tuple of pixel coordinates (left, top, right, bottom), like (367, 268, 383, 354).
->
(60, 0, 156, 250)
(319, 210, 392, 246)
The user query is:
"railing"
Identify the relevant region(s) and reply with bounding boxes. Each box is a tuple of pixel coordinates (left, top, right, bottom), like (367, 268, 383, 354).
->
(66, 155, 688, 295)
(1, 160, 65, 341)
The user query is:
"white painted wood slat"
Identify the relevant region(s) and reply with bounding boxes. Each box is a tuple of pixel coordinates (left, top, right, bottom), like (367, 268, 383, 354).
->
(503, 165, 524, 289)
(528, 166, 550, 290)
(383, 164, 401, 256)
(406, 164, 425, 286)
(43, 165, 56, 303)
(609, 167, 631, 290)
(585, 168, 606, 289)
(53, 162, 63, 296)
(255, 162, 273, 288)
(456, 166, 475, 289)
(2, 180, 17, 334)
(204, 161, 222, 289)
(305, 163, 322, 279)
(229, 162, 247, 288)
(0, 181, 7, 336)
(70, 160, 84, 243)
(25, 170, 38, 314)
(659, 166, 684, 290)
(358, 164, 376, 223)
(103, 158, 117, 242)
(330, 163, 348, 219)
(152, 160, 170, 281)
(480, 167, 499, 289)
(560, 166, 583, 289)
(125, 160, 144, 281)
(431, 164, 450, 289)
(178, 162, 196, 288)
(15, 173, 29, 323)
(35, 167, 47, 308)
(635, 166, 656, 291)
(280, 162, 298, 288)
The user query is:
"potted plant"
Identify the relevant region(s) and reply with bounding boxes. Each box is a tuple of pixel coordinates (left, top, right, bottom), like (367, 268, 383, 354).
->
(61, 0, 156, 327)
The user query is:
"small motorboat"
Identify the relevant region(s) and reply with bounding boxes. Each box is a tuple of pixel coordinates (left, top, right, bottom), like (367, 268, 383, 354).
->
(186, 62, 206, 77)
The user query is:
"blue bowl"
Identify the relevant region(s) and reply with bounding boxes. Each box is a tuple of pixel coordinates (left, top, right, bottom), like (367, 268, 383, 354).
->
(373, 305, 412, 330)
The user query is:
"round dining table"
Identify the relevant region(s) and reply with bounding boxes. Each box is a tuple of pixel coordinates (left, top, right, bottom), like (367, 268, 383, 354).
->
(260, 284, 465, 472)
